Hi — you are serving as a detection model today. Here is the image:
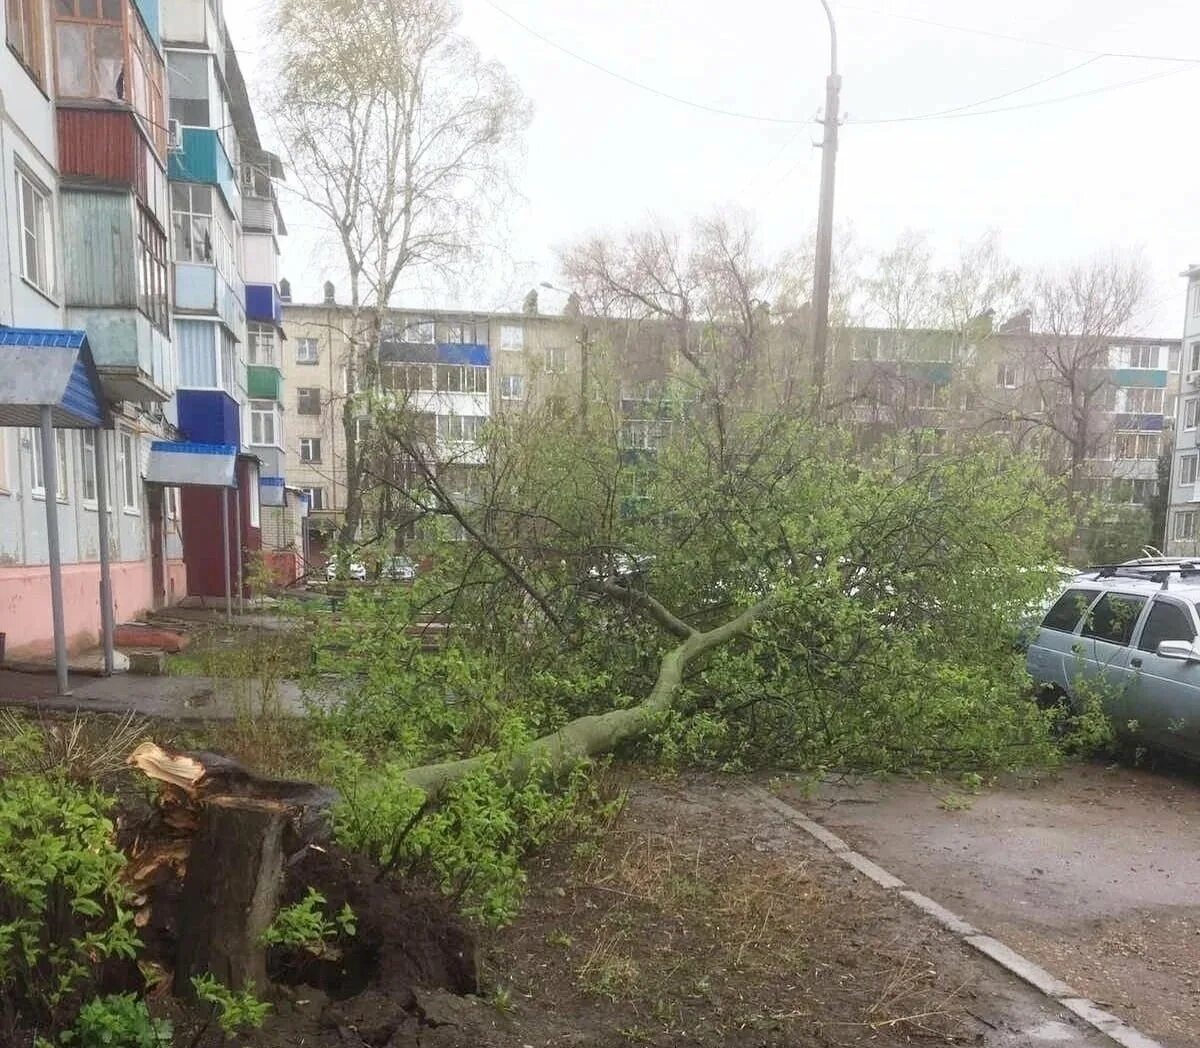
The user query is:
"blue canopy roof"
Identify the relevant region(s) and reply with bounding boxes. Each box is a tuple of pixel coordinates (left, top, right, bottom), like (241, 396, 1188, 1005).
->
(0, 328, 109, 429)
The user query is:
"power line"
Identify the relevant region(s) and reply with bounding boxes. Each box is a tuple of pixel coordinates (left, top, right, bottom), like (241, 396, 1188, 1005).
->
(480, 0, 810, 125)
(850, 65, 1189, 125)
(839, 2, 1200, 64)
(482, 0, 1193, 128)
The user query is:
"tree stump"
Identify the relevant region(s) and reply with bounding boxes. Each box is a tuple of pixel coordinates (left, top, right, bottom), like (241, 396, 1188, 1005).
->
(174, 797, 289, 995)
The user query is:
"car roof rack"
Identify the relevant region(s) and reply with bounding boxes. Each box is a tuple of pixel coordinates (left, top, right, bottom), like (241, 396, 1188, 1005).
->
(1081, 561, 1200, 588)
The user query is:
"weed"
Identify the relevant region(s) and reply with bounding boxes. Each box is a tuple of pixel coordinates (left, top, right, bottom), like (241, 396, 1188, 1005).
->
(938, 792, 974, 812)
(545, 930, 573, 949)
(190, 974, 271, 1039)
(259, 888, 355, 957)
(60, 994, 172, 1048)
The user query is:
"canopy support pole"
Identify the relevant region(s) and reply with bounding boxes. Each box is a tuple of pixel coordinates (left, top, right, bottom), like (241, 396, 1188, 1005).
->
(40, 407, 70, 696)
(222, 487, 232, 622)
(94, 428, 115, 675)
(235, 482, 244, 614)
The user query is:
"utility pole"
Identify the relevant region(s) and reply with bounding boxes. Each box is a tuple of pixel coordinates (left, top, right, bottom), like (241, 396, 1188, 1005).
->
(810, 0, 840, 409)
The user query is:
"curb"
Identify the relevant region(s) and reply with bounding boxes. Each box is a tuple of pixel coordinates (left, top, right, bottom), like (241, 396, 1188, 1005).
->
(751, 788, 1165, 1048)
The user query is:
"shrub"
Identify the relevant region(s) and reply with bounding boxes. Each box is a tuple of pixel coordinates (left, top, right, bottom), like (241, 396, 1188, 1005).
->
(0, 776, 139, 1032)
(60, 994, 172, 1048)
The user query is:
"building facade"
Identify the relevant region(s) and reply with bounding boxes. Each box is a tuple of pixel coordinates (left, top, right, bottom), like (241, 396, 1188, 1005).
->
(0, 0, 287, 657)
(1164, 266, 1200, 556)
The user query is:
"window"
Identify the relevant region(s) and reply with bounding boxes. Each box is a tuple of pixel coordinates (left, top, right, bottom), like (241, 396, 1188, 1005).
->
(1041, 588, 1100, 633)
(302, 487, 326, 511)
(500, 324, 524, 351)
(171, 183, 213, 263)
(1125, 387, 1164, 414)
(137, 207, 169, 333)
(402, 318, 435, 343)
(6, 0, 46, 85)
(621, 419, 672, 451)
(913, 382, 947, 410)
(16, 168, 53, 296)
(354, 418, 371, 444)
(1192, 285, 1200, 319)
(500, 374, 524, 400)
(436, 414, 485, 443)
(1131, 478, 1158, 505)
(1138, 601, 1196, 653)
(1114, 432, 1160, 461)
(1182, 455, 1198, 487)
(28, 428, 44, 494)
(297, 388, 322, 415)
(342, 366, 356, 395)
(1127, 345, 1159, 369)
(247, 324, 277, 366)
(1190, 342, 1200, 375)
(120, 432, 139, 512)
(167, 50, 210, 126)
(443, 321, 470, 344)
(250, 401, 277, 446)
(545, 347, 567, 374)
(1169, 345, 1181, 374)
(246, 461, 260, 529)
(1082, 593, 1147, 647)
(299, 437, 322, 464)
(81, 430, 97, 504)
(1175, 511, 1197, 542)
(30, 429, 68, 500)
(996, 362, 1017, 389)
(296, 337, 319, 364)
(53, 3, 123, 99)
(1186, 399, 1199, 431)
(0, 431, 8, 492)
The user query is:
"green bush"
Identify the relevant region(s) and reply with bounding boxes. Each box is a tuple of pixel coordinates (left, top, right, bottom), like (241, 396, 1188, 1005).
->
(0, 776, 139, 1031)
(61, 994, 172, 1048)
(260, 888, 355, 957)
(190, 974, 270, 1037)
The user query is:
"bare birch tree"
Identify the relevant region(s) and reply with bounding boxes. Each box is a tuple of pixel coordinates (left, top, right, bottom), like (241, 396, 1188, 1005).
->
(270, 0, 531, 541)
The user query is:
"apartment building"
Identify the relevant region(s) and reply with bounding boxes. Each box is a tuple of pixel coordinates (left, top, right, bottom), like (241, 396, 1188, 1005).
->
(1, 0, 185, 659)
(280, 293, 586, 543)
(1, 0, 288, 658)
(1164, 267, 1200, 555)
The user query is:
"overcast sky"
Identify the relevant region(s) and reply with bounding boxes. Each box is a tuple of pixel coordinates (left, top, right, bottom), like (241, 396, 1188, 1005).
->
(225, 0, 1200, 336)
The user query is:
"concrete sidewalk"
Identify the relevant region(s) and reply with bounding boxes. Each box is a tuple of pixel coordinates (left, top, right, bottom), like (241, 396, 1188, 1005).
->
(0, 669, 318, 720)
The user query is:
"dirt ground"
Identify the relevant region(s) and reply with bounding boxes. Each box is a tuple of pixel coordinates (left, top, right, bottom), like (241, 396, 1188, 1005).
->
(780, 760, 1200, 1048)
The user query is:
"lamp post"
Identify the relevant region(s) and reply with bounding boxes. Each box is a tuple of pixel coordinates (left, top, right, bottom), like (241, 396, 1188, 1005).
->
(810, 0, 840, 410)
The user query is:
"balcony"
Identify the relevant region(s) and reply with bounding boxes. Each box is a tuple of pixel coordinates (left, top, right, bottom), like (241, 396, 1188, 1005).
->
(245, 284, 283, 325)
(242, 196, 277, 235)
(178, 389, 241, 447)
(168, 128, 240, 215)
(247, 365, 283, 402)
(67, 307, 170, 402)
(175, 263, 246, 338)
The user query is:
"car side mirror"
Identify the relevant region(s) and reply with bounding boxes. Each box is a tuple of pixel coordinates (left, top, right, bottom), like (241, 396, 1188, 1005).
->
(1156, 640, 1200, 662)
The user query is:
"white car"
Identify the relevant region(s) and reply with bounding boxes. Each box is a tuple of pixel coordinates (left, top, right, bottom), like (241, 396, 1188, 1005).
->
(326, 556, 367, 582)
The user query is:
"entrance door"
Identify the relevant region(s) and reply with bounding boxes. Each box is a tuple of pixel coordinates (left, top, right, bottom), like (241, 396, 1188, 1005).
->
(148, 487, 166, 609)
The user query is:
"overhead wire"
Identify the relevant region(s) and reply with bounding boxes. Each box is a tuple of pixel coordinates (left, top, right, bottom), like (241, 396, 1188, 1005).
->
(481, 0, 1196, 128)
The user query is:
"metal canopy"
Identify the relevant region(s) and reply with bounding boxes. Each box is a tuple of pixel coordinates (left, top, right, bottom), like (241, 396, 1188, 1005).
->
(0, 328, 113, 696)
(0, 328, 109, 428)
(145, 441, 238, 488)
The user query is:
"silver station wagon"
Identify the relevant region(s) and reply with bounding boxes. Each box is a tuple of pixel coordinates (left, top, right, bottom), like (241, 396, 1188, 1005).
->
(1026, 561, 1200, 758)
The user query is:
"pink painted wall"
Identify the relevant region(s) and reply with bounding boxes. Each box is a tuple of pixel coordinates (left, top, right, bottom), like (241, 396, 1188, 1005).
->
(0, 558, 187, 658)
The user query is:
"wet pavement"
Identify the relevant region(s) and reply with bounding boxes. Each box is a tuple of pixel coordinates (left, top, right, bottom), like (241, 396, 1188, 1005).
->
(781, 762, 1200, 1047)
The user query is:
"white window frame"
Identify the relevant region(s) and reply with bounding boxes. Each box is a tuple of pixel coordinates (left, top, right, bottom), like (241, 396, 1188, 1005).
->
(997, 362, 1018, 389)
(16, 166, 54, 298)
(0, 431, 8, 494)
(120, 432, 140, 514)
(302, 486, 326, 511)
(295, 337, 320, 365)
(1175, 510, 1197, 541)
(402, 318, 435, 343)
(1127, 345, 1159, 369)
(1185, 398, 1200, 431)
(299, 436, 321, 464)
(247, 323, 278, 367)
(1192, 285, 1200, 319)
(81, 430, 98, 507)
(1190, 342, 1200, 375)
(500, 324, 524, 351)
(246, 461, 261, 529)
(500, 374, 524, 400)
(249, 400, 278, 446)
(1181, 454, 1198, 487)
(170, 182, 214, 265)
(545, 347, 567, 374)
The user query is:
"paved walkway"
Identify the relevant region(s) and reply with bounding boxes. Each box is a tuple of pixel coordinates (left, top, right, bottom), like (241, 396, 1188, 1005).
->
(0, 669, 318, 720)
(779, 763, 1200, 1048)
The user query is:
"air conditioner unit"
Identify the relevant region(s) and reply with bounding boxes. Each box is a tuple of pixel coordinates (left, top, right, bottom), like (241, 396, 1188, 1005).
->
(167, 119, 183, 152)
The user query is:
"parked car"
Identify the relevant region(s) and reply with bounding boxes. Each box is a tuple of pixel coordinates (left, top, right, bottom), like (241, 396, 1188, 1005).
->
(326, 556, 367, 582)
(380, 555, 417, 582)
(1026, 560, 1200, 758)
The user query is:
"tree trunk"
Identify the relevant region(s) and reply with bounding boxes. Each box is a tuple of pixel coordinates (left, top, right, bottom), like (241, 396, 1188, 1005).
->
(174, 798, 289, 995)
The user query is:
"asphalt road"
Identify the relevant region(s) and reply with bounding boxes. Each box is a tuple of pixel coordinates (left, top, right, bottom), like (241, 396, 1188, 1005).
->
(781, 761, 1200, 1048)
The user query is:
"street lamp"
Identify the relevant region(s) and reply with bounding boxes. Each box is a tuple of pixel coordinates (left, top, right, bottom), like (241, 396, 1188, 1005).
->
(810, 0, 840, 410)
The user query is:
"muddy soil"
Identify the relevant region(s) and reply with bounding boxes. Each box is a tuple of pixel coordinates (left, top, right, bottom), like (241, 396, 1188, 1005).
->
(781, 760, 1200, 1048)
